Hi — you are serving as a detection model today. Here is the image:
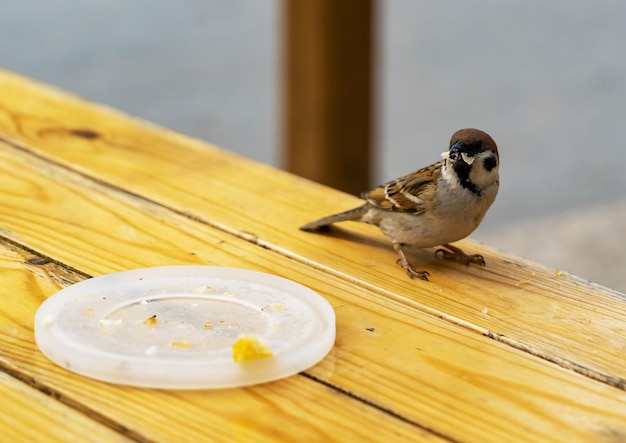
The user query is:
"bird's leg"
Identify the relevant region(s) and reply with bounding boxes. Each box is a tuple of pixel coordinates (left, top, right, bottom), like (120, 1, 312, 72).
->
(393, 243, 430, 280)
(435, 244, 485, 267)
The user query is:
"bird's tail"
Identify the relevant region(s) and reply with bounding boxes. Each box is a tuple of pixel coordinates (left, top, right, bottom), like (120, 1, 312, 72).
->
(300, 206, 367, 232)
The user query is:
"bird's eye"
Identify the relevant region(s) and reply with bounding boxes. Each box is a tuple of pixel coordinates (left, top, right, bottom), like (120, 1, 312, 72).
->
(483, 156, 497, 171)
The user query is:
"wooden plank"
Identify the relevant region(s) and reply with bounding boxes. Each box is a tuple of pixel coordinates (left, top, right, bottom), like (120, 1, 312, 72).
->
(0, 242, 441, 443)
(282, 0, 373, 194)
(0, 69, 624, 392)
(0, 372, 132, 443)
(1, 141, 626, 442)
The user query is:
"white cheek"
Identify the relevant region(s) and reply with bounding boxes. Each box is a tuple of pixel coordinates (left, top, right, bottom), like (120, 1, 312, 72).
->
(469, 155, 499, 188)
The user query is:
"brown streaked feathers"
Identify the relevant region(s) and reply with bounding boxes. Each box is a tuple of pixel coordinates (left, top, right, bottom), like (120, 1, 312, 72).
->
(362, 163, 441, 215)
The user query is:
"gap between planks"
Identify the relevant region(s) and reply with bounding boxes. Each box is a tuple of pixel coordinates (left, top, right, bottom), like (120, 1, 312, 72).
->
(1, 239, 455, 443)
(0, 364, 150, 443)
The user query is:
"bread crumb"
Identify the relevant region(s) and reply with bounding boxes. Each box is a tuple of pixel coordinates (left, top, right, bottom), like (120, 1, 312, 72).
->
(170, 340, 191, 348)
(554, 269, 565, 279)
(42, 314, 55, 329)
(203, 321, 213, 329)
(231, 336, 273, 362)
(144, 345, 158, 356)
(143, 314, 157, 327)
(481, 308, 489, 315)
(461, 152, 475, 165)
(193, 285, 213, 293)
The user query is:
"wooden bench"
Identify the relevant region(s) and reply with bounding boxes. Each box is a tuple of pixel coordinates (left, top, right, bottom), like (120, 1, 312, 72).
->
(1, 69, 625, 442)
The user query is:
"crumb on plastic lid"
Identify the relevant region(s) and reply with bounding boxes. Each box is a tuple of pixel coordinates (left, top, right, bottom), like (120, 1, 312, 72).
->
(35, 266, 336, 389)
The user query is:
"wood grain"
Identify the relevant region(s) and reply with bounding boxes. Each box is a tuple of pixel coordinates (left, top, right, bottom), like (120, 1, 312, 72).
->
(1, 138, 626, 442)
(0, 69, 624, 392)
(0, 241, 441, 443)
(0, 372, 134, 443)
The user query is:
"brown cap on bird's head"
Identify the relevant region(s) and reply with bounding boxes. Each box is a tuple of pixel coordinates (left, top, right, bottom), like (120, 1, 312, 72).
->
(449, 128, 498, 157)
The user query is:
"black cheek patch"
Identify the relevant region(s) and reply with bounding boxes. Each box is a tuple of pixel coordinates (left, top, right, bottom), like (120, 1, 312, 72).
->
(483, 156, 497, 171)
(452, 161, 481, 196)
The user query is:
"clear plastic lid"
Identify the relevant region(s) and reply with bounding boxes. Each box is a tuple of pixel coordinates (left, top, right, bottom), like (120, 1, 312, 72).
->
(34, 266, 336, 389)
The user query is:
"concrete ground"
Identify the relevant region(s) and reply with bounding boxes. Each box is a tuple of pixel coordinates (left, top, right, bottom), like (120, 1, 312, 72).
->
(1, 1, 624, 292)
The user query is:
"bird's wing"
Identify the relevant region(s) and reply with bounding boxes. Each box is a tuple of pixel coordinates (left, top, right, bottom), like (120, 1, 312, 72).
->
(361, 162, 441, 215)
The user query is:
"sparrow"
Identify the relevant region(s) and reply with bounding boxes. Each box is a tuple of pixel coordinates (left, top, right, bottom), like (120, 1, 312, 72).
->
(300, 128, 500, 280)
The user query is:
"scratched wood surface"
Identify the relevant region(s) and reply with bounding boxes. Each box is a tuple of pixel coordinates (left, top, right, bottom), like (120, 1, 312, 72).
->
(0, 371, 133, 443)
(1, 69, 626, 442)
(1, 69, 624, 388)
(0, 239, 438, 443)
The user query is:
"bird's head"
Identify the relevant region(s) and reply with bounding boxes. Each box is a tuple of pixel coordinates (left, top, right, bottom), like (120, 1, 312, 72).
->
(441, 128, 499, 193)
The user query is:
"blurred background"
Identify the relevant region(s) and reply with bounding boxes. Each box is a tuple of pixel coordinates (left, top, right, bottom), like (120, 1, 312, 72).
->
(1, 0, 624, 292)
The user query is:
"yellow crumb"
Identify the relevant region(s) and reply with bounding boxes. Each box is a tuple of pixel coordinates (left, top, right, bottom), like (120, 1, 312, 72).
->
(143, 314, 158, 327)
(231, 336, 274, 362)
(516, 279, 531, 288)
(170, 340, 191, 348)
(193, 285, 213, 293)
(554, 269, 565, 279)
(203, 321, 213, 329)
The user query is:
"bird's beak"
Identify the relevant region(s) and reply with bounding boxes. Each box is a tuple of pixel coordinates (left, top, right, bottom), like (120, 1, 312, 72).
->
(443, 142, 462, 162)
(446, 142, 475, 165)
(448, 142, 462, 156)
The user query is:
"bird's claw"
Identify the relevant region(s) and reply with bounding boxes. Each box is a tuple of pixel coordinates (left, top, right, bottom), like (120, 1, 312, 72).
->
(396, 258, 430, 280)
(472, 254, 486, 267)
(435, 248, 485, 267)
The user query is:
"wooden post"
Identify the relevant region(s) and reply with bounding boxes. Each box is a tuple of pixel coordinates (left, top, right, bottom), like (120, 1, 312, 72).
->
(282, 0, 374, 195)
